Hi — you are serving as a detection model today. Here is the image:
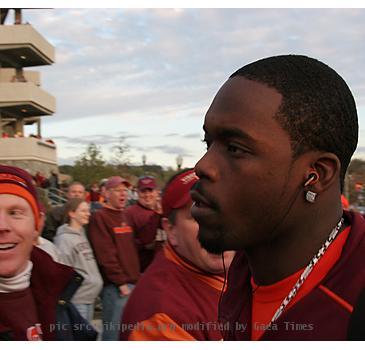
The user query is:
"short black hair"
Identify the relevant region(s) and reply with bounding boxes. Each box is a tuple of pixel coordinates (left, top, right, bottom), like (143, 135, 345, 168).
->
(230, 54, 358, 191)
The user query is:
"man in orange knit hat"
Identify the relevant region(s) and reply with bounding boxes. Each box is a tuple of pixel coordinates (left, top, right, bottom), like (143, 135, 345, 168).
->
(0, 165, 96, 341)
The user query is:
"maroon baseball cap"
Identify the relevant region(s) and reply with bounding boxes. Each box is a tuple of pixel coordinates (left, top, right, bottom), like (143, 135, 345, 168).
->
(162, 169, 198, 217)
(137, 176, 157, 190)
(105, 176, 130, 190)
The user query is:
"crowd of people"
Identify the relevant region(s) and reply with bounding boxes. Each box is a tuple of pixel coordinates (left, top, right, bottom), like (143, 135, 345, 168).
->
(1, 54, 365, 341)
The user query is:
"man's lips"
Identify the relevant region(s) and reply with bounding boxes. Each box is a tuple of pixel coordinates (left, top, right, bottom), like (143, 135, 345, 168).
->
(190, 190, 215, 209)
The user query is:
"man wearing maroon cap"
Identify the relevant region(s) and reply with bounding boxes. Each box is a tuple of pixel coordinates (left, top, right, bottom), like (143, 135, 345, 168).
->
(0, 165, 96, 341)
(120, 169, 235, 340)
(125, 176, 162, 272)
(88, 175, 140, 341)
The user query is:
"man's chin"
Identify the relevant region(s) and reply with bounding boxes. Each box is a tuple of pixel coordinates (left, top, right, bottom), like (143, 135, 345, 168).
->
(198, 227, 226, 254)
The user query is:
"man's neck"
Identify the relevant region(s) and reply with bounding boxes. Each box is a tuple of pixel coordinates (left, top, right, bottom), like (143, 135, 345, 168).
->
(0, 261, 33, 293)
(245, 206, 344, 286)
(138, 200, 154, 210)
(104, 204, 123, 211)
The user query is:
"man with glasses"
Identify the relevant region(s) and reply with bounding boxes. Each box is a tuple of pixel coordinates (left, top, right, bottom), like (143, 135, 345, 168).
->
(125, 176, 163, 272)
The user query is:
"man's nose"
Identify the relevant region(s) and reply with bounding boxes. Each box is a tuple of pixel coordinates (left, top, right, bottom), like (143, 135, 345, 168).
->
(0, 211, 11, 232)
(194, 148, 219, 182)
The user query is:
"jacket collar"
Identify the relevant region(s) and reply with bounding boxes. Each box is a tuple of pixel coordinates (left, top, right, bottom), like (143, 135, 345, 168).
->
(220, 210, 365, 340)
(30, 247, 75, 340)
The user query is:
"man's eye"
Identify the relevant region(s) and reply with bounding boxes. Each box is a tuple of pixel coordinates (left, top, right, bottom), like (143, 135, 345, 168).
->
(9, 209, 23, 216)
(227, 143, 247, 155)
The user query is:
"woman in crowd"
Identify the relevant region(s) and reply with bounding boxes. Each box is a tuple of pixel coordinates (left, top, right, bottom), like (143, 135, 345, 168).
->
(54, 198, 103, 322)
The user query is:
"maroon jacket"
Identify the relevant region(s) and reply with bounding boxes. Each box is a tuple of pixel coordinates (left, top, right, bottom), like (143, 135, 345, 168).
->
(219, 210, 365, 340)
(124, 202, 161, 272)
(0, 247, 96, 340)
(88, 207, 140, 286)
(120, 244, 225, 340)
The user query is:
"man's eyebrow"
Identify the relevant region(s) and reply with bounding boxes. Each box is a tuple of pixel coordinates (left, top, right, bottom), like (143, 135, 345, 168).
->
(7, 204, 26, 211)
(203, 125, 256, 144)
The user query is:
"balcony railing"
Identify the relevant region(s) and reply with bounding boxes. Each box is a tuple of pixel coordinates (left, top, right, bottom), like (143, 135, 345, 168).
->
(0, 82, 56, 115)
(0, 24, 54, 67)
(0, 137, 57, 164)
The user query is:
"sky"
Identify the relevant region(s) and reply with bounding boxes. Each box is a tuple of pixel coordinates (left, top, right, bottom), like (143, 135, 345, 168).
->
(7, 7, 365, 169)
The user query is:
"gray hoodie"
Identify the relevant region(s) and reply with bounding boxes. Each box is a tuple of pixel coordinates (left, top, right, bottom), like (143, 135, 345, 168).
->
(37, 237, 64, 264)
(54, 224, 103, 304)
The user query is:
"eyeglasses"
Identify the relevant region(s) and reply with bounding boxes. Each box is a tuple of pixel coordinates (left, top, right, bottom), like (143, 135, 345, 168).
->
(138, 175, 155, 180)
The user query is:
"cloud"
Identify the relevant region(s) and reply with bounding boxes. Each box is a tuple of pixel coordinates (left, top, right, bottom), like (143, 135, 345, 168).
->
(57, 156, 78, 165)
(151, 145, 193, 157)
(26, 8, 365, 128)
(355, 147, 365, 154)
(19, 8, 365, 167)
(163, 133, 201, 139)
(50, 133, 140, 146)
(183, 133, 201, 139)
(134, 144, 192, 157)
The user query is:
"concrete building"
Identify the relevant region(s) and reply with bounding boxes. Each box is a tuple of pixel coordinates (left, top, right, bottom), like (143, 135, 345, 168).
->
(0, 8, 57, 175)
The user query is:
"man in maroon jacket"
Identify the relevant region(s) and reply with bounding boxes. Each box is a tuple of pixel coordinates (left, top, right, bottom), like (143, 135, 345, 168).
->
(88, 175, 140, 341)
(191, 54, 365, 340)
(125, 176, 162, 272)
(0, 165, 96, 341)
(121, 169, 234, 340)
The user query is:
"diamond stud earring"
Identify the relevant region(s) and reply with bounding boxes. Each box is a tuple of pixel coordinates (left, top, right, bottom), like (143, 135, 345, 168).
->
(306, 190, 317, 203)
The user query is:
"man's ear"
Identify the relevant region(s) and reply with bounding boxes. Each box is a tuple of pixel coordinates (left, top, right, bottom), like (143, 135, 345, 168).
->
(33, 212, 45, 245)
(305, 152, 341, 194)
(33, 230, 39, 246)
(162, 217, 178, 247)
(38, 212, 46, 233)
(32, 228, 39, 246)
(104, 189, 111, 201)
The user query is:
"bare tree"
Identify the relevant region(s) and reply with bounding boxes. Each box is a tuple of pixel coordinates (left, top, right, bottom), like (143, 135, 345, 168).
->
(111, 136, 131, 168)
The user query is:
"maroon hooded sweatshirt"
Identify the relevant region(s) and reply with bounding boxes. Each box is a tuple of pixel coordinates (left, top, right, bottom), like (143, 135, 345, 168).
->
(88, 207, 140, 286)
